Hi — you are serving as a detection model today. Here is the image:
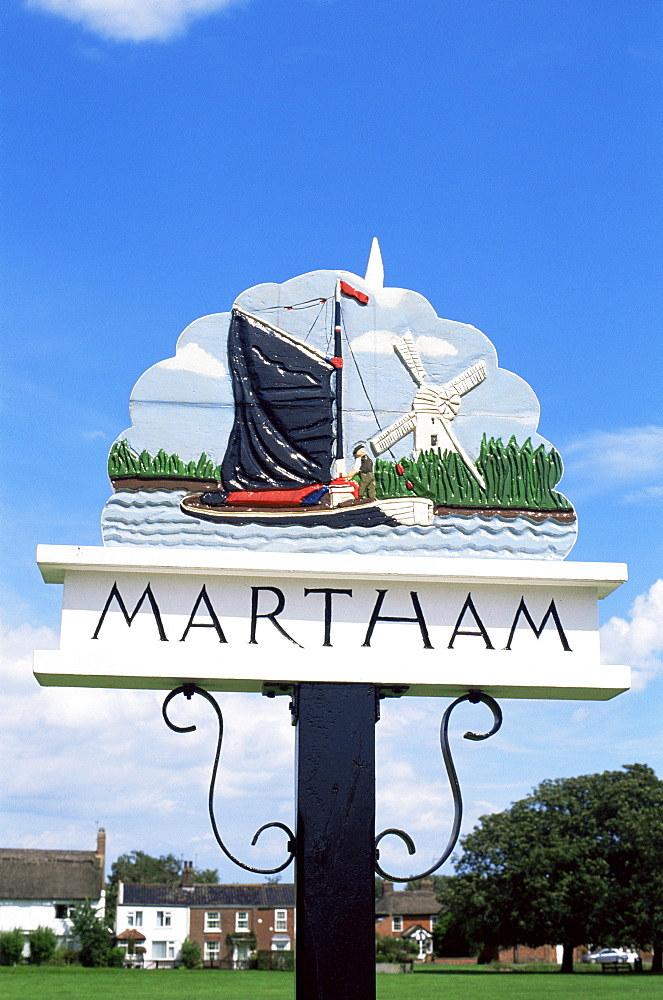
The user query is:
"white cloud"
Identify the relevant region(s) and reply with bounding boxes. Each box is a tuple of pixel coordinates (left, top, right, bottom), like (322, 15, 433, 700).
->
(350, 329, 399, 355)
(414, 335, 458, 358)
(160, 342, 226, 377)
(600, 579, 663, 691)
(564, 426, 663, 489)
(0, 619, 294, 873)
(27, 0, 243, 43)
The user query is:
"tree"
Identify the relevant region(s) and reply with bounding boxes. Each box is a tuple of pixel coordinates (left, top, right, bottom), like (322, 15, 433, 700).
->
(70, 900, 113, 967)
(448, 765, 663, 973)
(180, 938, 203, 969)
(0, 929, 25, 966)
(111, 850, 181, 884)
(27, 926, 56, 965)
(433, 911, 478, 958)
(597, 764, 663, 972)
(194, 868, 219, 884)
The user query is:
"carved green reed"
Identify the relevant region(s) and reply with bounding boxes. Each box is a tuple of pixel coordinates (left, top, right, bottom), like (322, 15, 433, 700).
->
(108, 440, 222, 481)
(375, 436, 572, 510)
(110, 435, 572, 511)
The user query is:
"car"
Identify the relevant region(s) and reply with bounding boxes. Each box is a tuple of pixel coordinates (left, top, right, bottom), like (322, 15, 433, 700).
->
(583, 948, 638, 964)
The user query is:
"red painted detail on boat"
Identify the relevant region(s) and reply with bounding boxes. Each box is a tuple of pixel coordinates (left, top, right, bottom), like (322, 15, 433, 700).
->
(226, 485, 324, 507)
(339, 281, 369, 305)
(328, 357, 343, 368)
(330, 477, 359, 499)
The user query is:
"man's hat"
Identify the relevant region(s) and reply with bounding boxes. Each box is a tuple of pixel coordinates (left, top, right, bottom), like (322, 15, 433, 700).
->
(352, 442, 366, 456)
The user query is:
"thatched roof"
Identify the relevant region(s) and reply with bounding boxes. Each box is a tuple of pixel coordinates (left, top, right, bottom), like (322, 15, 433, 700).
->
(0, 849, 103, 901)
(375, 887, 441, 917)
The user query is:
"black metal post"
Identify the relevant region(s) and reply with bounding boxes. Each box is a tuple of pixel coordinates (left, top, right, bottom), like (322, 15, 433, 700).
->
(295, 683, 377, 1000)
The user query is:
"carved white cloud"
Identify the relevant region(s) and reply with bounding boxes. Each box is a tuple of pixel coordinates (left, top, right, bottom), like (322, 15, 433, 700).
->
(350, 330, 399, 354)
(349, 330, 458, 360)
(160, 342, 226, 377)
(27, 0, 242, 43)
(414, 335, 458, 358)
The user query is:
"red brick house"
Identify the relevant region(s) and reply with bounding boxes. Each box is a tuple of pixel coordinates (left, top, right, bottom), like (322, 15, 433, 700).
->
(375, 879, 441, 961)
(188, 882, 295, 967)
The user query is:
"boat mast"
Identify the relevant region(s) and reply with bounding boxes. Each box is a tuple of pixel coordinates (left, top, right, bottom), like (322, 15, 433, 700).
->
(333, 280, 345, 477)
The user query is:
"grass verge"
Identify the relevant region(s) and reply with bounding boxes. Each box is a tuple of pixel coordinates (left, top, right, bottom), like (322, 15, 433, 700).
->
(1, 965, 660, 1000)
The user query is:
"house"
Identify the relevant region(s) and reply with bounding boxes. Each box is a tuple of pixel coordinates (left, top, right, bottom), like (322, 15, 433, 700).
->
(189, 881, 295, 968)
(115, 863, 295, 969)
(375, 879, 441, 961)
(0, 829, 106, 956)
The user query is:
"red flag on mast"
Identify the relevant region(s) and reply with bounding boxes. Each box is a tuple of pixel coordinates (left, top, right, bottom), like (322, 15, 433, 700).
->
(339, 281, 369, 305)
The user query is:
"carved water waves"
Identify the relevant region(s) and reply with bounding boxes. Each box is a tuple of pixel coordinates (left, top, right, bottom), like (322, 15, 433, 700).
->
(102, 490, 577, 560)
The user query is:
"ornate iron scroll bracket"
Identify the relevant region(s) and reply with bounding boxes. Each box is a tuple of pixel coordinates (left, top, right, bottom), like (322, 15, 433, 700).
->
(162, 684, 296, 875)
(374, 689, 502, 882)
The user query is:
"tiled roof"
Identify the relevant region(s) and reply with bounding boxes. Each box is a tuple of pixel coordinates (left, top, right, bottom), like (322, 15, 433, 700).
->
(375, 889, 441, 917)
(121, 882, 295, 908)
(0, 849, 103, 901)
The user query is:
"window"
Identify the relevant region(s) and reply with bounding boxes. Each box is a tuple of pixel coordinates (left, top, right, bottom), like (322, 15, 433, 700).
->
(156, 911, 171, 927)
(392, 915, 403, 932)
(274, 909, 288, 932)
(205, 940, 220, 962)
(430, 435, 438, 447)
(153, 941, 167, 959)
(235, 911, 249, 931)
(205, 911, 220, 930)
(127, 910, 143, 928)
(54, 904, 69, 919)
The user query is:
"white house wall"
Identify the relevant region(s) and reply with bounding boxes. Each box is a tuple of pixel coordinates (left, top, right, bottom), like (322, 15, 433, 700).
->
(0, 897, 103, 954)
(116, 903, 189, 965)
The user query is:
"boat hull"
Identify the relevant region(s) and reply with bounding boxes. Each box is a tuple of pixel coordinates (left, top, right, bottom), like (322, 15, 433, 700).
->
(180, 494, 433, 529)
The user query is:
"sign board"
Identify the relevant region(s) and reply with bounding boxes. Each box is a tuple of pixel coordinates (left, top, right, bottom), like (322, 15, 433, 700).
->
(100, 243, 579, 562)
(34, 545, 629, 700)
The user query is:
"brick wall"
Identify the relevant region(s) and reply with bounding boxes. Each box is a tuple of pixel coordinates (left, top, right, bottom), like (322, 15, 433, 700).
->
(189, 906, 295, 965)
(375, 914, 432, 937)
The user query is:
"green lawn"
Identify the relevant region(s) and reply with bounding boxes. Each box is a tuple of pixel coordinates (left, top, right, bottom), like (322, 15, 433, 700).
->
(1, 966, 660, 1000)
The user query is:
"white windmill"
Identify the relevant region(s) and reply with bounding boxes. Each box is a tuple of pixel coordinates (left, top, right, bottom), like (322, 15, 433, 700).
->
(369, 331, 488, 489)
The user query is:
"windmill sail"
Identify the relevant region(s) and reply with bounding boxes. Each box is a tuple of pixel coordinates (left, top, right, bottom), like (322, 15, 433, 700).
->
(443, 361, 487, 397)
(395, 331, 428, 385)
(221, 308, 336, 491)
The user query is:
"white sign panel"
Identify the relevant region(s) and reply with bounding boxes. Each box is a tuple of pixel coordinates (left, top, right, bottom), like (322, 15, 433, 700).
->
(34, 546, 630, 700)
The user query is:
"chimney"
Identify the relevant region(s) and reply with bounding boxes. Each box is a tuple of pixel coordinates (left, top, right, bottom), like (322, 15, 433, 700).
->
(383, 881, 393, 895)
(96, 828, 106, 881)
(420, 876, 433, 891)
(181, 861, 194, 889)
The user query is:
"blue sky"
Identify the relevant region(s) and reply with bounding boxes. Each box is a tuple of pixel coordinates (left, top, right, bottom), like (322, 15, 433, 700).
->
(1, 0, 661, 883)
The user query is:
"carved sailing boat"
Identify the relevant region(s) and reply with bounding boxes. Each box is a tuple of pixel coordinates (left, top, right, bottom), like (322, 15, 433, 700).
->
(180, 280, 434, 528)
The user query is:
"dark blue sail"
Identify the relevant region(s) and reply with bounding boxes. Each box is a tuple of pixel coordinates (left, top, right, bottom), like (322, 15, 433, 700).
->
(221, 308, 336, 491)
